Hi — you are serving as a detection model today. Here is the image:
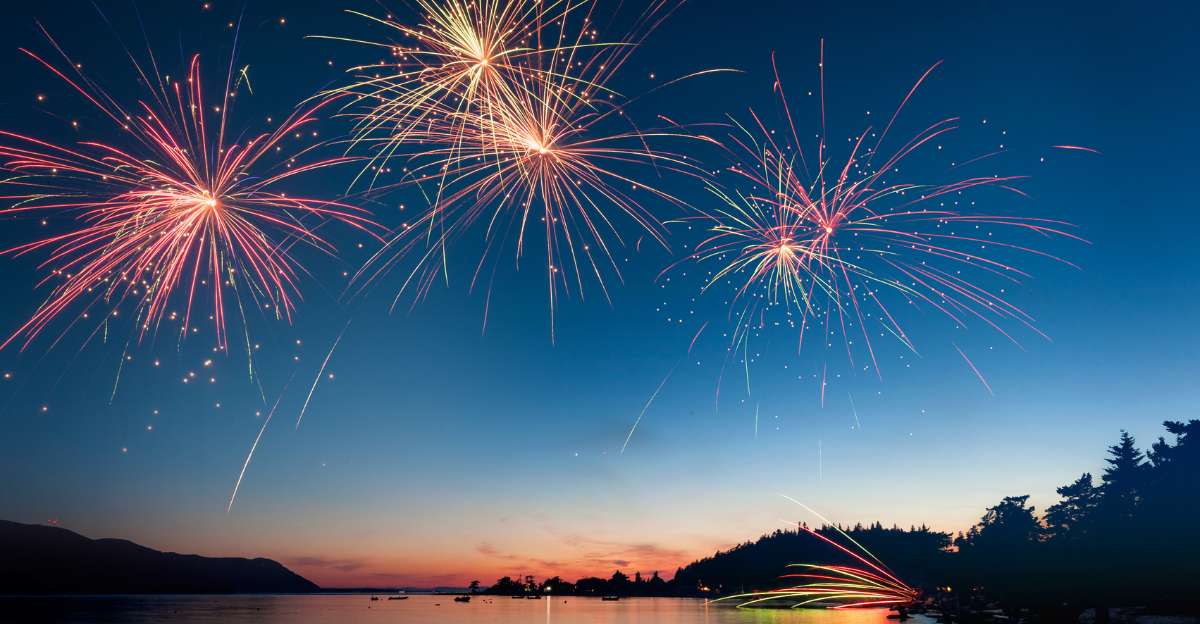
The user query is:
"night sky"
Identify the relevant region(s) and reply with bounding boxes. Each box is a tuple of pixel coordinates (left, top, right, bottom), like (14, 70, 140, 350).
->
(0, 0, 1197, 588)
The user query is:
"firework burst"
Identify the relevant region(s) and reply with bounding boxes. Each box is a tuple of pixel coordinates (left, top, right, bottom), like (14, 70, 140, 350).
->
(355, 74, 709, 330)
(0, 27, 378, 355)
(679, 43, 1081, 387)
(333, 0, 717, 336)
(318, 0, 611, 187)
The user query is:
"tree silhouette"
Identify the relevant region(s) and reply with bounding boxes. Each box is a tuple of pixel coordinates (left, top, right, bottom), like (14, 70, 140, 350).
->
(1099, 431, 1146, 524)
(486, 576, 523, 595)
(960, 495, 1042, 550)
(1141, 420, 1200, 601)
(475, 421, 1200, 614)
(540, 576, 573, 595)
(1045, 473, 1099, 542)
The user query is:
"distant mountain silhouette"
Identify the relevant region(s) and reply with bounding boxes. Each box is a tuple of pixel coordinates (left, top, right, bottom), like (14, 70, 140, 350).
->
(0, 519, 319, 594)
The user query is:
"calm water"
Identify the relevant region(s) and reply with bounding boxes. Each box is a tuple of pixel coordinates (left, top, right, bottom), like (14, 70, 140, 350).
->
(2, 595, 931, 624)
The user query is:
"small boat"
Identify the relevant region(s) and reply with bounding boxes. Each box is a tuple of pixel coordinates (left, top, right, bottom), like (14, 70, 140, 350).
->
(510, 595, 526, 599)
(369, 596, 379, 601)
(526, 595, 541, 599)
(454, 596, 471, 603)
(387, 595, 408, 601)
(602, 595, 621, 601)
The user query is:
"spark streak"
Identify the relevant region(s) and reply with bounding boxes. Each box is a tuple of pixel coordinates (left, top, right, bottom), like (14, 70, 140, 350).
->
(1051, 144, 1101, 154)
(228, 372, 296, 513)
(952, 342, 993, 395)
(621, 359, 679, 454)
(295, 320, 350, 429)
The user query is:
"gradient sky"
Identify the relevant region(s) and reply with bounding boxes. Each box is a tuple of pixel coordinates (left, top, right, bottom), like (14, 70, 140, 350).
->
(0, 0, 1197, 588)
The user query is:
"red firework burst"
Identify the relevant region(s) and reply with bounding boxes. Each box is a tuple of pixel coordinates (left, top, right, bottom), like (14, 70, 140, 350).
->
(0, 27, 379, 354)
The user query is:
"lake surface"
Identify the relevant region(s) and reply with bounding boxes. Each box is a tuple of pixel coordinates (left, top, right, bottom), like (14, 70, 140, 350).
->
(2, 595, 932, 623)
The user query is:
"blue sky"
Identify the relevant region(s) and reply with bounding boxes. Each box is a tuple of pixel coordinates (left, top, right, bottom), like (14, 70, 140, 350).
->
(0, 0, 1197, 586)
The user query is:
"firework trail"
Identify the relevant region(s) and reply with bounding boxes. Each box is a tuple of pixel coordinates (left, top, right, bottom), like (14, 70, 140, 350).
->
(673, 42, 1081, 396)
(1051, 144, 1101, 154)
(716, 526, 919, 609)
(326, 0, 720, 337)
(620, 358, 679, 454)
(952, 342, 993, 395)
(716, 497, 918, 609)
(227, 320, 348, 511)
(228, 371, 296, 513)
(0, 25, 379, 356)
(295, 320, 350, 430)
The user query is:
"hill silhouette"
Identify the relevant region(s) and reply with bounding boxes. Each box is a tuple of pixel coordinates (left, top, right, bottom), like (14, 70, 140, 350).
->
(671, 522, 950, 595)
(0, 519, 318, 594)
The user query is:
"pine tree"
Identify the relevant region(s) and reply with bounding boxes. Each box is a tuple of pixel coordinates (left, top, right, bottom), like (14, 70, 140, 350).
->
(1099, 431, 1145, 523)
(968, 495, 1043, 550)
(1045, 473, 1099, 541)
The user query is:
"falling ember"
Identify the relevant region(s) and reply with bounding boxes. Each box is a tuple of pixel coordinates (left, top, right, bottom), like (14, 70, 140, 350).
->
(295, 320, 350, 430)
(621, 358, 680, 455)
(1050, 144, 1101, 154)
(0, 27, 380, 354)
(952, 343, 994, 396)
(228, 372, 296, 513)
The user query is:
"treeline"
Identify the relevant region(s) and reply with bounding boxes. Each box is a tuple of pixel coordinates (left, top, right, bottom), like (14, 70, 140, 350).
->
(480, 570, 669, 596)
(673, 522, 951, 594)
(948, 419, 1199, 609)
(474, 420, 1200, 610)
(479, 523, 948, 597)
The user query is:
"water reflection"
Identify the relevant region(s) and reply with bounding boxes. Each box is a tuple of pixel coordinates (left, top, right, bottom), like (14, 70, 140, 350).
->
(3, 595, 929, 624)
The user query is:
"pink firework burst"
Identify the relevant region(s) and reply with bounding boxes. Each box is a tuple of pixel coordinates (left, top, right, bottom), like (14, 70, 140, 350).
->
(0, 27, 379, 354)
(679, 41, 1082, 385)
